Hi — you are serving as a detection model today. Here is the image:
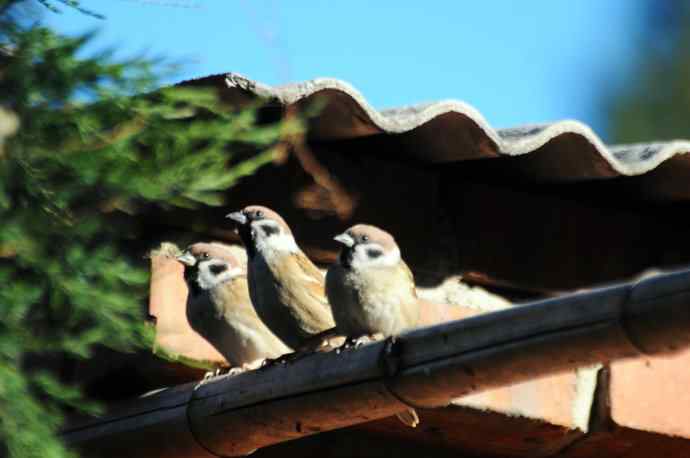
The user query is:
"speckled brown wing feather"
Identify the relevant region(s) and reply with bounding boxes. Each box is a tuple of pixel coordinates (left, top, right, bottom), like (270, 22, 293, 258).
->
(401, 260, 417, 297)
(399, 260, 421, 328)
(213, 276, 256, 319)
(190, 276, 291, 365)
(271, 252, 335, 336)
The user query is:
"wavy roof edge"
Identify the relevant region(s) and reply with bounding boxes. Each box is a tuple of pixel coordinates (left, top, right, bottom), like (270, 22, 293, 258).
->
(182, 73, 690, 178)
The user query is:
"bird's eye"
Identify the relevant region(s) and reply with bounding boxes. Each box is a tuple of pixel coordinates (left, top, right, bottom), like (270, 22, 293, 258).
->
(256, 210, 264, 218)
(203, 252, 210, 258)
(361, 235, 369, 242)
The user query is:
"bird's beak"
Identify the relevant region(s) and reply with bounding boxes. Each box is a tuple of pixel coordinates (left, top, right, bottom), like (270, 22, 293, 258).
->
(333, 233, 355, 248)
(176, 252, 197, 266)
(226, 211, 247, 225)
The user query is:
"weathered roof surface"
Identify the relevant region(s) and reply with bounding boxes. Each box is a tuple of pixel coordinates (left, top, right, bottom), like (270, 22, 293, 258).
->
(187, 73, 690, 181)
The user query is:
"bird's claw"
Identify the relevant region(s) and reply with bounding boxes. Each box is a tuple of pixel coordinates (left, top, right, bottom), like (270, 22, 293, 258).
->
(338, 335, 376, 352)
(225, 366, 246, 376)
(202, 367, 222, 380)
(201, 365, 249, 382)
(195, 367, 223, 389)
(260, 351, 304, 368)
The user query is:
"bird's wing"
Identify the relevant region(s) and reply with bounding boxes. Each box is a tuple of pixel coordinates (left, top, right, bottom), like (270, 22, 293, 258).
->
(293, 252, 326, 283)
(399, 260, 422, 328)
(401, 260, 418, 298)
(215, 276, 254, 316)
(273, 252, 335, 334)
(289, 252, 330, 307)
(212, 277, 292, 361)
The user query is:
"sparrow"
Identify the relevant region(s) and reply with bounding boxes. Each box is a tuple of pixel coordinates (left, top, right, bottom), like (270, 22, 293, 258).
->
(226, 206, 335, 352)
(326, 224, 421, 338)
(177, 242, 291, 373)
(326, 224, 421, 427)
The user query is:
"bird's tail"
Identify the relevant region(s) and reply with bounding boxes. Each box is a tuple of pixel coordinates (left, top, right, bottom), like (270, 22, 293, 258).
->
(396, 408, 419, 428)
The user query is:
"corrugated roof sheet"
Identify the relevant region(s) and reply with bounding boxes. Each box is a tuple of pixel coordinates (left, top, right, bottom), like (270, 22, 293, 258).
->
(184, 73, 690, 182)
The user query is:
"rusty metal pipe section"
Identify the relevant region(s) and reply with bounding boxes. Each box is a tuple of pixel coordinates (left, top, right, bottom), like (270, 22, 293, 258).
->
(388, 281, 635, 408)
(63, 268, 690, 457)
(391, 269, 690, 407)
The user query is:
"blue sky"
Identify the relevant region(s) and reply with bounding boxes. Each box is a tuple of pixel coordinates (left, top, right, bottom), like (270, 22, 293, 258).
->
(47, 1, 647, 139)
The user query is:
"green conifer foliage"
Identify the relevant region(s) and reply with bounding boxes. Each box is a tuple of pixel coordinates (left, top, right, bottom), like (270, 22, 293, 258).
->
(0, 2, 298, 456)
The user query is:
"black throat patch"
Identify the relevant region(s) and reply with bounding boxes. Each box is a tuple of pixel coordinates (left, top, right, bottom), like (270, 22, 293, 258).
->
(340, 248, 354, 269)
(237, 226, 256, 258)
(183, 265, 202, 297)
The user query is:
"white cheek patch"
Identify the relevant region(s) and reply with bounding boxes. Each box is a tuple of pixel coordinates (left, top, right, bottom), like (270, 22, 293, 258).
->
(220, 266, 244, 281)
(197, 261, 243, 290)
(351, 243, 400, 269)
(268, 233, 299, 252)
(252, 220, 299, 254)
(255, 220, 281, 237)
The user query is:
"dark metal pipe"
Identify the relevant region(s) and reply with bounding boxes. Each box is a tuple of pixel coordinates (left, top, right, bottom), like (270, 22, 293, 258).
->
(63, 268, 690, 457)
